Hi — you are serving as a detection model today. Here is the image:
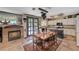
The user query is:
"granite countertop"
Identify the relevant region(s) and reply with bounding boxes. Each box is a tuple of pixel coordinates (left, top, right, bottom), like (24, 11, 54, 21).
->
(47, 25, 75, 29)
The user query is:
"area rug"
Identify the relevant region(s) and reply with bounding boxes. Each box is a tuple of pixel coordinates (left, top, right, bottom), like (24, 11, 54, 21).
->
(23, 37, 62, 51)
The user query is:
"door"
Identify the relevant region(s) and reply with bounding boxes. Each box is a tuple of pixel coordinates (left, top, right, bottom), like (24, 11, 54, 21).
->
(27, 17, 39, 36)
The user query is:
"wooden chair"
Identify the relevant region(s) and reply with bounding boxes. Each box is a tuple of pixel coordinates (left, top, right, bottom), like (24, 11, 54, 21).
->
(33, 36, 44, 50)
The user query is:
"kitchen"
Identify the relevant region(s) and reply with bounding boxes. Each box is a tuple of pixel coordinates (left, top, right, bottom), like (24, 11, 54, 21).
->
(0, 7, 78, 51)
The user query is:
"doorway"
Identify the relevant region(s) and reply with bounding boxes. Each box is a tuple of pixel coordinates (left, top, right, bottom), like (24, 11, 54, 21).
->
(27, 17, 39, 36)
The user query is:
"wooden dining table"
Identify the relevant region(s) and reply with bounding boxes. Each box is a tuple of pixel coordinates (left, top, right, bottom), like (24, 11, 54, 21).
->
(34, 31, 57, 50)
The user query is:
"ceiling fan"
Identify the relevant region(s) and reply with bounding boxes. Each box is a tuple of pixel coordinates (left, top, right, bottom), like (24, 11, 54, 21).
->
(38, 8, 48, 19)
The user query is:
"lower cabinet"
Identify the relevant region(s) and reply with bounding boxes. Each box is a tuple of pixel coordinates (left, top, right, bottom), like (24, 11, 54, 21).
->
(57, 30, 64, 39)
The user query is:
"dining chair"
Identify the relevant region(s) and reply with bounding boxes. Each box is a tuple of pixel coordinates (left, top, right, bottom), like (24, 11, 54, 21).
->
(33, 36, 44, 50)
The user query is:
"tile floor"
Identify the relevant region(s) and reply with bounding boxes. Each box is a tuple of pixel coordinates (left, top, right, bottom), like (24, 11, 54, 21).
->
(57, 35, 79, 51)
(0, 35, 79, 51)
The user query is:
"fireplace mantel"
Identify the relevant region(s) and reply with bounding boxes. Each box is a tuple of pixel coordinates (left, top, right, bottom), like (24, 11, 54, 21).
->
(2, 25, 24, 47)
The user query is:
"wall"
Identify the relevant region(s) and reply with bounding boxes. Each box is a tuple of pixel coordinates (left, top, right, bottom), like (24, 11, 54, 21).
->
(0, 11, 22, 25)
(76, 16, 79, 46)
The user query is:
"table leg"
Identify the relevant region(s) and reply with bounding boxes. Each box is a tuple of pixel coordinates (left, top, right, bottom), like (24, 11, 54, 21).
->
(33, 37, 34, 50)
(36, 38, 38, 51)
(55, 35, 58, 45)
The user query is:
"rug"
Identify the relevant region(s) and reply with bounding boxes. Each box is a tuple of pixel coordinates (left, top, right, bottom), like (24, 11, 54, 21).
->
(23, 37, 62, 51)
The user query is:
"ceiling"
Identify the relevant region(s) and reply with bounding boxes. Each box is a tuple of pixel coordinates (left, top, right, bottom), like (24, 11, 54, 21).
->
(0, 7, 79, 18)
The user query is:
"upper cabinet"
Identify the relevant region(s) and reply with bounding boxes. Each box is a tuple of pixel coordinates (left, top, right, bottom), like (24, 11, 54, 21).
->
(48, 18, 76, 26)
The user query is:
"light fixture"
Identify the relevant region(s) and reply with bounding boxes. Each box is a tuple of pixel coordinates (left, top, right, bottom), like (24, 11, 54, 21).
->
(41, 20, 48, 27)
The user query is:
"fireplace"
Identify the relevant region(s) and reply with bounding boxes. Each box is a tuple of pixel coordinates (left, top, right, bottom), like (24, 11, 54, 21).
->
(8, 30, 21, 41)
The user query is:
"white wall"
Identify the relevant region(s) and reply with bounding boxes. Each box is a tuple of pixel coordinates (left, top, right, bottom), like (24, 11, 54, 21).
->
(76, 16, 79, 46)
